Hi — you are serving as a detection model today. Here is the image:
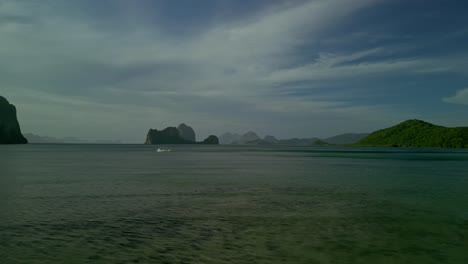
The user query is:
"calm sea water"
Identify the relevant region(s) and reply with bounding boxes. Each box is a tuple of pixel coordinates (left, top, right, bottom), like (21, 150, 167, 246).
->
(1, 144, 467, 263)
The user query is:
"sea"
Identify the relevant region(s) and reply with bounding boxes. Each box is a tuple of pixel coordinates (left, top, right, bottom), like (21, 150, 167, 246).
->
(1, 144, 467, 264)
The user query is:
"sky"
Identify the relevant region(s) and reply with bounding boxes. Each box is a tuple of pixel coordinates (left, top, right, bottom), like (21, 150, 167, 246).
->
(1, 0, 468, 143)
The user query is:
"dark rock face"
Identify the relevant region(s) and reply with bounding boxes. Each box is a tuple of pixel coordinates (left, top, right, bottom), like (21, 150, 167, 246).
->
(145, 125, 219, 145)
(145, 127, 191, 145)
(177, 123, 196, 142)
(201, 135, 219, 145)
(0, 96, 28, 144)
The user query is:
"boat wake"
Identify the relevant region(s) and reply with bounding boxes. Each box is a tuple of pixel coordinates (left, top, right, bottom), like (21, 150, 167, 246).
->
(156, 148, 171, 153)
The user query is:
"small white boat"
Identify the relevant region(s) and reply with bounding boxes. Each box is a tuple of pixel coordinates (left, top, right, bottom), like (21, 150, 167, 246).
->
(156, 148, 171, 152)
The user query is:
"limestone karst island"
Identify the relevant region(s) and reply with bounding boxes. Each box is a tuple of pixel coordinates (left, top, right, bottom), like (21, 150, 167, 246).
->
(0, 96, 28, 144)
(144, 123, 219, 145)
(1, 95, 468, 148)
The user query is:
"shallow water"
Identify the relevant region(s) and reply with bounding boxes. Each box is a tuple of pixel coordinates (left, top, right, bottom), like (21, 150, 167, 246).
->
(1, 144, 467, 263)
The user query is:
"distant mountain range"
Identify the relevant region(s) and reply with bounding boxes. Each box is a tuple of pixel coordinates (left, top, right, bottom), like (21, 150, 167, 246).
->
(219, 131, 262, 145)
(25, 120, 468, 148)
(356, 119, 468, 148)
(219, 131, 368, 145)
(323, 133, 370, 145)
(24, 133, 122, 144)
(5, 94, 466, 149)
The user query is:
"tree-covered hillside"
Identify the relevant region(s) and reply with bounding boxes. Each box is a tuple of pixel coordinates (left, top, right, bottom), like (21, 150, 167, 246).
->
(356, 119, 468, 148)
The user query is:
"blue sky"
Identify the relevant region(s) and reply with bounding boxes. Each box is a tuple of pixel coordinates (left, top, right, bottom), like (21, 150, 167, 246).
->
(1, 0, 468, 142)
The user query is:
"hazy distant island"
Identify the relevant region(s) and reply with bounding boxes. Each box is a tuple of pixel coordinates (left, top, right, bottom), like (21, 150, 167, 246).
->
(23, 133, 64, 144)
(0, 96, 28, 144)
(219, 131, 369, 145)
(24, 133, 122, 144)
(3, 94, 467, 148)
(219, 131, 320, 145)
(220, 120, 468, 148)
(145, 123, 219, 145)
(356, 119, 468, 148)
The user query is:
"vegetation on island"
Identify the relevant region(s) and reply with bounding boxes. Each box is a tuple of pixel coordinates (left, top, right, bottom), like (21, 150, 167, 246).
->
(356, 119, 468, 148)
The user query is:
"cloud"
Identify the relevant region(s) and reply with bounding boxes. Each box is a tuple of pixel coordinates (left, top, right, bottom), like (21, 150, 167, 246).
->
(0, 0, 385, 100)
(443, 88, 468, 105)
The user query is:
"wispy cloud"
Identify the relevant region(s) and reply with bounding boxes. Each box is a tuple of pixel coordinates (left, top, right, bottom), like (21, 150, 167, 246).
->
(1, 1, 384, 100)
(443, 88, 468, 105)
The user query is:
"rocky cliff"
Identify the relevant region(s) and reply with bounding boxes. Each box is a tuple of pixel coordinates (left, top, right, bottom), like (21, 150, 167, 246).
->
(0, 96, 28, 144)
(177, 123, 196, 142)
(145, 127, 191, 145)
(145, 124, 218, 145)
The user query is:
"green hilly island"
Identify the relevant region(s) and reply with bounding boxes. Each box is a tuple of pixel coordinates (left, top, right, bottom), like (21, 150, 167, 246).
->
(356, 119, 468, 148)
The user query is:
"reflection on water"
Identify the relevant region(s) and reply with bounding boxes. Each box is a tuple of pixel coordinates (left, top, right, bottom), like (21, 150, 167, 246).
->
(1, 145, 467, 263)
